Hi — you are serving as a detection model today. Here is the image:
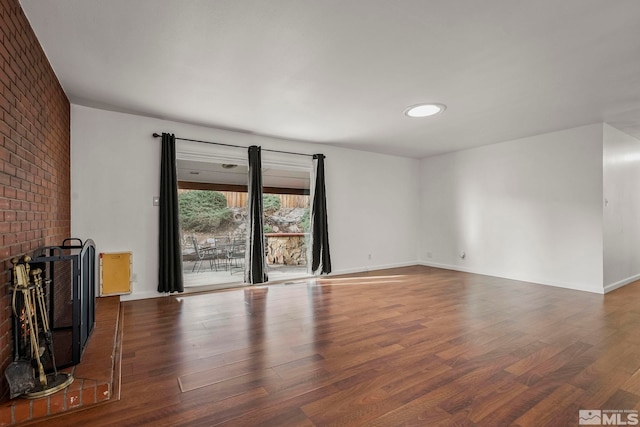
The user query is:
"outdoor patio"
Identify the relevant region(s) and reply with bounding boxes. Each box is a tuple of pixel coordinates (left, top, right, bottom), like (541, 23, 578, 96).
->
(178, 190, 311, 291)
(182, 261, 309, 289)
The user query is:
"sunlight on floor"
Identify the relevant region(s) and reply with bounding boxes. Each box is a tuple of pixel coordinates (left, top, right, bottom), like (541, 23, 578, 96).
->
(315, 275, 409, 286)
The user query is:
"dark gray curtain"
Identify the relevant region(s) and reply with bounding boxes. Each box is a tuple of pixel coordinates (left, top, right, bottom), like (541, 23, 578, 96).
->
(311, 154, 332, 274)
(245, 146, 268, 284)
(158, 133, 184, 293)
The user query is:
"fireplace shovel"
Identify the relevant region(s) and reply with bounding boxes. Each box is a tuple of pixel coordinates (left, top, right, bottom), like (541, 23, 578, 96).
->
(5, 347, 36, 399)
(4, 261, 36, 398)
(4, 322, 36, 399)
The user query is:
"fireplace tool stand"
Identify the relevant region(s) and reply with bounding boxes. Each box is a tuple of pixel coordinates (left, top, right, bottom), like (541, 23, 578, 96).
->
(5, 256, 73, 399)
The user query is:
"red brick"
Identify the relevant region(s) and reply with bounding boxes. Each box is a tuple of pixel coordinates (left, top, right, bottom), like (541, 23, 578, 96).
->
(3, 162, 15, 176)
(4, 234, 16, 245)
(49, 393, 65, 414)
(0, 38, 10, 64)
(31, 398, 47, 419)
(96, 383, 110, 402)
(0, 405, 10, 426)
(67, 389, 81, 409)
(0, 0, 70, 401)
(0, 93, 10, 114)
(12, 399, 30, 423)
(9, 175, 20, 187)
(0, 122, 9, 140)
(81, 384, 96, 405)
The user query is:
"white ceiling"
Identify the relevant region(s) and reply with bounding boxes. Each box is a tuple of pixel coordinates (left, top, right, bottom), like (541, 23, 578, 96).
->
(20, 0, 640, 158)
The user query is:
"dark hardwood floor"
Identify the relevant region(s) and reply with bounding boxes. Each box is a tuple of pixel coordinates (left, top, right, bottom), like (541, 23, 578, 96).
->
(27, 266, 640, 426)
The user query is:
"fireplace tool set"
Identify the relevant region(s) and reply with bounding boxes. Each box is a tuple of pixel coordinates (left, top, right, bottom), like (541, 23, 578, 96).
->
(4, 256, 74, 399)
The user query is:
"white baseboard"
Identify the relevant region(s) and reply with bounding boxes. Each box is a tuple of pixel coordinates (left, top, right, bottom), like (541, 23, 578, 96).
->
(120, 290, 167, 301)
(417, 260, 605, 294)
(329, 261, 419, 277)
(417, 260, 474, 273)
(604, 273, 640, 294)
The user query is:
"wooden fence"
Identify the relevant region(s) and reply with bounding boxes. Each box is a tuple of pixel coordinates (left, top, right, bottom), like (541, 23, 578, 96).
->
(221, 192, 309, 209)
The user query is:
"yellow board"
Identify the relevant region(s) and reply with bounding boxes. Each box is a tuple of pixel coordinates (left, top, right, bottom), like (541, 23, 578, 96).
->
(100, 252, 132, 296)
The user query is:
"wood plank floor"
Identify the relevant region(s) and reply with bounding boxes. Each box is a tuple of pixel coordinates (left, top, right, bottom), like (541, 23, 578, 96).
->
(27, 266, 640, 426)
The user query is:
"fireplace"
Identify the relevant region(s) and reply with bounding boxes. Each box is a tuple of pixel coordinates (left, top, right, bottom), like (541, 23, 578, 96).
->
(12, 239, 96, 369)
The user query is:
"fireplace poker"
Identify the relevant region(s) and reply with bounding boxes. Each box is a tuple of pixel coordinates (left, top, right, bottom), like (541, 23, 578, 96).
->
(19, 273, 47, 387)
(32, 268, 60, 378)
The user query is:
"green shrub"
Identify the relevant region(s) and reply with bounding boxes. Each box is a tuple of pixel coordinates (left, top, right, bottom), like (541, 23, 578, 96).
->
(300, 208, 310, 232)
(179, 190, 233, 232)
(263, 224, 274, 233)
(263, 194, 281, 213)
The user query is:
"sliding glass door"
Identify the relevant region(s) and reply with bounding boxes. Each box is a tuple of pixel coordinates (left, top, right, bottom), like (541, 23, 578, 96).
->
(176, 158, 312, 289)
(261, 165, 311, 282)
(177, 160, 250, 289)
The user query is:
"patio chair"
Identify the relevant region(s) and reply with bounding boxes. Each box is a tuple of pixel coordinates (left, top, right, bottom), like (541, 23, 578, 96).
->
(212, 236, 231, 271)
(191, 236, 216, 273)
(228, 237, 246, 275)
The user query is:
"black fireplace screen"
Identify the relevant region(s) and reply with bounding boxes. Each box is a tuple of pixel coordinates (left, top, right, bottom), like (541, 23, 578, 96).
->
(13, 239, 97, 369)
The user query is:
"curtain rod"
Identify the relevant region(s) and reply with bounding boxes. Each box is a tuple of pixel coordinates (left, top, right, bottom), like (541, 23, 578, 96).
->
(152, 133, 319, 158)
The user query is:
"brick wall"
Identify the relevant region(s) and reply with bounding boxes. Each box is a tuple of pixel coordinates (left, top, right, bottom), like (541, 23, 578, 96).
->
(0, 0, 71, 400)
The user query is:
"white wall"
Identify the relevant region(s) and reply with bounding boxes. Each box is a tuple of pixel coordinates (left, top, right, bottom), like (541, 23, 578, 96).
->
(419, 124, 604, 293)
(603, 124, 640, 292)
(71, 105, 420, 300)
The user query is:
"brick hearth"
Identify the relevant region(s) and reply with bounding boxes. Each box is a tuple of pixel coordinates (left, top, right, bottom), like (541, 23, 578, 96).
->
(0, 296, 121, 426)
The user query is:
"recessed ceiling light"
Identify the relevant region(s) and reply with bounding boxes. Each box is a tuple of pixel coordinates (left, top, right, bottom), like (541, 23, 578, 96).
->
(404, 103, 446, 118)
(221, 164, 238, 169)
(189, 171, 200, 175)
